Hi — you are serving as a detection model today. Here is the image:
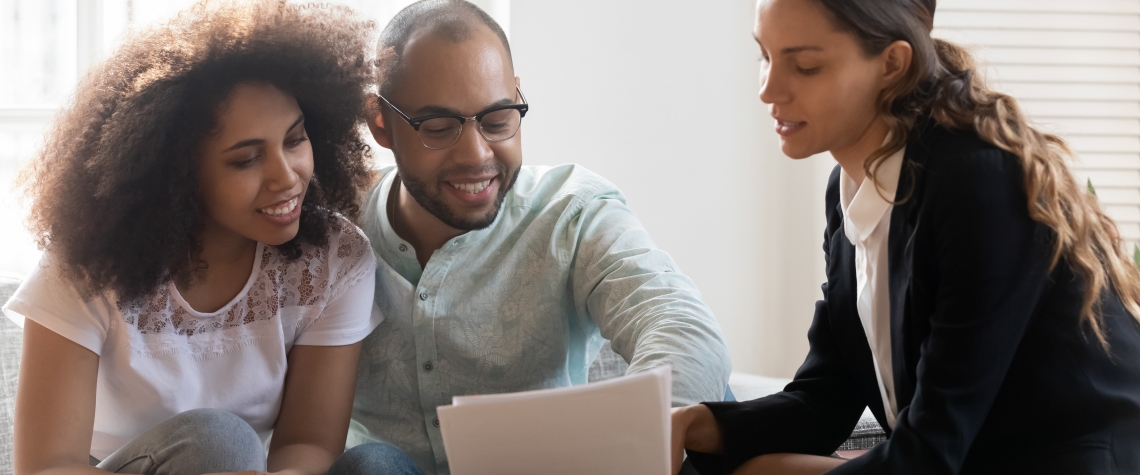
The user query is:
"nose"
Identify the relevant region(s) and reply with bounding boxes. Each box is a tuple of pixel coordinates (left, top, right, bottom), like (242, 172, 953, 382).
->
(757, 63, 788, 105)
(264, 145, 301, 192)
(450, 119, 495, 166)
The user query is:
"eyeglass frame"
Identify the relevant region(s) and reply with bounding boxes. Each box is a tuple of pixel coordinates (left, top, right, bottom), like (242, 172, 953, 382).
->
(377, 86, 529, 149)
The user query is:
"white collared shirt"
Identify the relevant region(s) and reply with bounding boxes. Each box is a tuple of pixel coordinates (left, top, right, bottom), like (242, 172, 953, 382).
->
(838, 146, 906, 430)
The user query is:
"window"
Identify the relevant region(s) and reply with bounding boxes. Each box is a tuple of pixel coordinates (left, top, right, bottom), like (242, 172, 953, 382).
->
(0, 0, 510, 276)
(934, 0, 1140, 253)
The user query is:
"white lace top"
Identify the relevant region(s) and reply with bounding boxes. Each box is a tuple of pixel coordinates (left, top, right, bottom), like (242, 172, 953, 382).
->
(4, 216, 382, 460)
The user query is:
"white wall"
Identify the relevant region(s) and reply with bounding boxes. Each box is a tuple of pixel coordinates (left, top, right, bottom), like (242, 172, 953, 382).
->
(510, 0, 835, 377)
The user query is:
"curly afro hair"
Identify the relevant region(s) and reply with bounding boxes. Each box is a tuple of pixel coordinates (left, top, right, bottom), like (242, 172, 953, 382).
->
(20, 0, 377, 303)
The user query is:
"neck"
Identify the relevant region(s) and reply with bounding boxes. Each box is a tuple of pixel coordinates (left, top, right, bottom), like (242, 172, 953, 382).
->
(389, 176, 466, 268)
(195, 222, 258, 278)
(831, 117, 890, 184)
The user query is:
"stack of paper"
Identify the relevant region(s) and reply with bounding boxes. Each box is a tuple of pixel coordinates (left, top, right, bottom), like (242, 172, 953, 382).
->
(437, 365, 673, 475)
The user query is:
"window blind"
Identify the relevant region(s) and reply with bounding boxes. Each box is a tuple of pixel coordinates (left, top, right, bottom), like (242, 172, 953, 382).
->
(934, 0, 1140, 252)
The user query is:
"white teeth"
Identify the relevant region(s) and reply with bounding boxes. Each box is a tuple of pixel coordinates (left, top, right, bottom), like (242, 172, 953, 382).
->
(450, 180, 491, 194)
(259, 198, 297, 216)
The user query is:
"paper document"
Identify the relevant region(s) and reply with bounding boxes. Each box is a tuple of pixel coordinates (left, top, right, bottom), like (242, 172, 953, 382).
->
(438, 365, 672, 475)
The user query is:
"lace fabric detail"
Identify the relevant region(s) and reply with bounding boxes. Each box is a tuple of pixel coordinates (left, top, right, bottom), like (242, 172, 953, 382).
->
(117, 217, 373, 340)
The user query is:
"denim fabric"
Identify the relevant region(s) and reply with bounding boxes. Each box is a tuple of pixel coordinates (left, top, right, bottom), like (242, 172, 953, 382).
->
(94, 409, 265, 474)
(329, 442, 425, 475)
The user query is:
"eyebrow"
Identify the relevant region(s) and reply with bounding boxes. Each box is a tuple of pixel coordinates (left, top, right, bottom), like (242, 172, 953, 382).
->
(781, 45, 824, 54)
(412, 98, 516, 118)
(753, 36, 824, 55)
(222, 114, 306, 152)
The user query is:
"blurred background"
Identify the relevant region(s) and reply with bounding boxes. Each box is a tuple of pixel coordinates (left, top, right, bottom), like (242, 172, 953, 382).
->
(2, 0, 1137, 377)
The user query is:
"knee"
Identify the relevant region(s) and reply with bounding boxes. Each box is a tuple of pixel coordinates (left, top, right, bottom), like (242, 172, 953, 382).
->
(166, 409, 265, 472)
(329, 443, 423, 475)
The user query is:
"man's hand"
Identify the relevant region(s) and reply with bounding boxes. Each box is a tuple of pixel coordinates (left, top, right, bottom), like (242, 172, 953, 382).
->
(670, 404, 724, 475)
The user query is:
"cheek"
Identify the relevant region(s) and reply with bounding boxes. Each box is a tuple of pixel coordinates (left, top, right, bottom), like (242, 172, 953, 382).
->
(295, 145, 315, 183)
(199, 167, 257, 217)
(807, 71, 881, 138)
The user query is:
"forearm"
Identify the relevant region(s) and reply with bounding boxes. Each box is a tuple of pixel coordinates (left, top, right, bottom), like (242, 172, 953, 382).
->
(625, 323, 730, 405)
(733, 454, 846, 475)
(267, 443, 338, 475)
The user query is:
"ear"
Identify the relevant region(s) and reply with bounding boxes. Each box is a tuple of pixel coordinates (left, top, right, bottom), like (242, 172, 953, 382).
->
(366, 95, 394, 150)
(880, 40, 914, 87)
(515, 76, 521, 88)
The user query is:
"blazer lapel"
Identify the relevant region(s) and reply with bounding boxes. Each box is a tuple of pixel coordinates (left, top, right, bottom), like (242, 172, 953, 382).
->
(888, 133, 931, 413)
(828, 208, 891, 425)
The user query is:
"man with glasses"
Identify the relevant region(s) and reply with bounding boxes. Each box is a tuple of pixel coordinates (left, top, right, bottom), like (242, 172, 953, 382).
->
(333, 2, 731, 474)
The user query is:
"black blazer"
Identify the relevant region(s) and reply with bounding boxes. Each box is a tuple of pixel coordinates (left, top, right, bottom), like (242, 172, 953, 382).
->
(690, 121, 1140, 475)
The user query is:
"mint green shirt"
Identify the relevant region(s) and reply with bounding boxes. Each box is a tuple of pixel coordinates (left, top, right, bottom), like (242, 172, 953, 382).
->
(349, 164, 731, 474)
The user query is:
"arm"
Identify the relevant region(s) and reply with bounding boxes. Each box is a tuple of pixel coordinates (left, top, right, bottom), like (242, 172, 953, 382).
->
(14, 320, 106, 475)
(828, 150, 1051, 474)
(266, 342, 363, 475)
(678, 166, 866, 474)
(268, 230, 378, 475)
(734, 454, 846, 475)
(568, 193, 730, 406)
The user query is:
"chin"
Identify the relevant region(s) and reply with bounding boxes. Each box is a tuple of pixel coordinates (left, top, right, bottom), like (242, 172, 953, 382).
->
(259, 227, 301, 247)
(779, 142, 817, 160)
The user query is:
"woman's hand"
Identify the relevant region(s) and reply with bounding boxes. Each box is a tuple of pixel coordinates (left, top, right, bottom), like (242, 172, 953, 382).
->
(265, 343, 364, 475)
(670, 404, 724, 475)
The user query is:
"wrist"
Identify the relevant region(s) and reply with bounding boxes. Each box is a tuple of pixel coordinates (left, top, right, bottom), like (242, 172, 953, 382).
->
(679, 404, 723, 454)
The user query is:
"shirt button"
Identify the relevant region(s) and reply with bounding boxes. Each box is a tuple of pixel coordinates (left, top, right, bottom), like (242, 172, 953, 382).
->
(432, 417, 440, 428)
(419, 291, 428, 301)
(399, 244, 408, 252)
(423, 362, 433, 371)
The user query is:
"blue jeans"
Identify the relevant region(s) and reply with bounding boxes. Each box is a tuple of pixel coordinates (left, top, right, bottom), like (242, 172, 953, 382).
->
(328, 442, 424, 475)
(93, 408, 266, 474)
(330, 386, 735, 475)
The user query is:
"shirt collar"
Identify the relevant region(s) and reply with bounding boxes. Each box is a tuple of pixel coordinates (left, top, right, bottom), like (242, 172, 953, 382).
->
(839, 144, 906, 243)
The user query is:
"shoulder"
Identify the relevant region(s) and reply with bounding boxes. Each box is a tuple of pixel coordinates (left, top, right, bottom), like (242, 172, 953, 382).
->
(273, 214, 375, 302)
(506, 164, 627, 211)
(910, 122, 1024, 193)
(907, 123, 1035, 232)
(296, 214, 374, 269)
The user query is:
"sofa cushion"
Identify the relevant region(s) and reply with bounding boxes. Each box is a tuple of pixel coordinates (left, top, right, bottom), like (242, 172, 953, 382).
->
(0, 275, 24, 475)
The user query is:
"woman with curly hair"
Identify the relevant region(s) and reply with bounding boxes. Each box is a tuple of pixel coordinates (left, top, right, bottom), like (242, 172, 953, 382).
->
(671, 0, 1140, 474)
(5, 2, 380, 474)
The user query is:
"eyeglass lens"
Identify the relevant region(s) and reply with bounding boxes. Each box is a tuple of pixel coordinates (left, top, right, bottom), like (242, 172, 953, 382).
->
(418, 108, 522, 149)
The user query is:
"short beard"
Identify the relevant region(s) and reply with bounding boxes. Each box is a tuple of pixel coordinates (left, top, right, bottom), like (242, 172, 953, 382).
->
(397, 164, 520, 231)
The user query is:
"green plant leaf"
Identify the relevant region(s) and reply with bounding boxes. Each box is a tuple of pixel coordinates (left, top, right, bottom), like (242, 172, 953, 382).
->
(1134, 244, 1139, 269)
(1087, 178, 1098, 197)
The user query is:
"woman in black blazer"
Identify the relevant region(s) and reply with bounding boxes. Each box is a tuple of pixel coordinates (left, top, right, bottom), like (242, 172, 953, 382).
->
(670, 1, 1140, 474)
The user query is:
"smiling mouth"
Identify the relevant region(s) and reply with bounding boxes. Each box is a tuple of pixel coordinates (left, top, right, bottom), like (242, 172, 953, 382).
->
(448, 179, 492, 194)
(257, 197, 298, 216)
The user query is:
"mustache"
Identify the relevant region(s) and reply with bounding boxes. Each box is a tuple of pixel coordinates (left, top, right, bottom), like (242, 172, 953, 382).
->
(438, 163, 506, 180)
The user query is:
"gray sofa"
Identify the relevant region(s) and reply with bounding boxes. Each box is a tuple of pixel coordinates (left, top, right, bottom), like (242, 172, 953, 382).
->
(1, 276, 24, 475)
(0, 277, 883, 474)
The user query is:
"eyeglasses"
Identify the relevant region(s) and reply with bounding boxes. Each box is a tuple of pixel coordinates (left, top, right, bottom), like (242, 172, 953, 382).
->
(378, 86, 529, 150)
